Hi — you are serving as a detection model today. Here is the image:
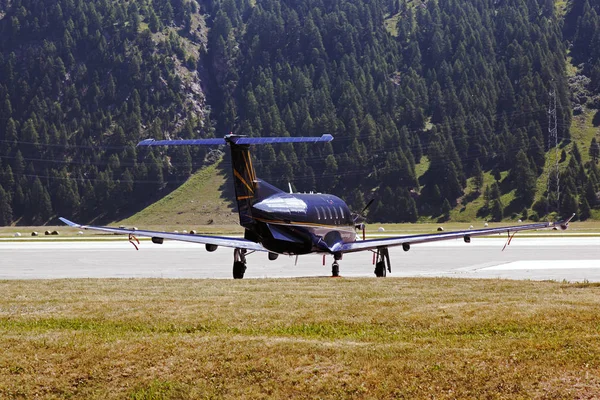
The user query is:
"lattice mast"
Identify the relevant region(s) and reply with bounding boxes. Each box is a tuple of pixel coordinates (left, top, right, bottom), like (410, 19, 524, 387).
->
(547, 87, 559, 213)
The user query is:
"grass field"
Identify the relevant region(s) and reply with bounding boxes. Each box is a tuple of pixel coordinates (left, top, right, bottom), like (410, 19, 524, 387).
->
(0, 278, 599, 399)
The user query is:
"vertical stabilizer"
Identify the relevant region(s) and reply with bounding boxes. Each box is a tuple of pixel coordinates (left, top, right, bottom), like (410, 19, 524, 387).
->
(228, 141, 257, 227)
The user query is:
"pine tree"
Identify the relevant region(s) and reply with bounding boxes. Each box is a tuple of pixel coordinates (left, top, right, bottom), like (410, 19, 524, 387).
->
(589, 138, 600, 163)
(441, 198, 451, 221)
(28, 178, 53, 225)
(472, 159, 484, 194)
(0, 185, 12, 226)
(579, 197, 592, 220)
(149, 9, 161, 33)
(490, 200, 503, 222)
(511, 150, 536, 206)
(492, 167, 502, 182)
(585, 179, 598, 208)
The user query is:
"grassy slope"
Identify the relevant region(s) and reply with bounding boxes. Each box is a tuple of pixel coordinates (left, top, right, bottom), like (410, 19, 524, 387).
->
(116, 160, 240, 232)
(1, 278, 599, 399)
(383, 12, 401, 37)
(449, 172, 514, 222)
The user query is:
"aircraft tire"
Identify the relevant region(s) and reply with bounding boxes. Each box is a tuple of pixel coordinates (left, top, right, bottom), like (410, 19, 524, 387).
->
(374, 261, 386, 277)
(233, 261, 246, 279)
(331, 261, 340, 277)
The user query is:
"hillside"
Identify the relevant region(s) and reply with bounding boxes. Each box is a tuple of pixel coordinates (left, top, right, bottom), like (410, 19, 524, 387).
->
(0, 0, 599, 226)
(0, 0, 216, 226)
(117, 157, 239, 229)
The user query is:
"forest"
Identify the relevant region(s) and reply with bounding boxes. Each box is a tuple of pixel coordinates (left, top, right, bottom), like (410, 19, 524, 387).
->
(0, 0, 599, 225)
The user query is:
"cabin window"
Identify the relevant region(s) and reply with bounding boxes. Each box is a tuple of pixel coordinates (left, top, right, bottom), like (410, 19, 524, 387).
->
(327, 207, 333, 220)
(339, 206, 344, 219)
(316, 207, 321, 220)
(320, 207, 327, 220)
(333, 206, 339, 220)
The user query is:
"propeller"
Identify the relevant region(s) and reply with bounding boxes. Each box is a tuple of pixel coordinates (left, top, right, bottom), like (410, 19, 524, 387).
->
(352, 198, 374, 240)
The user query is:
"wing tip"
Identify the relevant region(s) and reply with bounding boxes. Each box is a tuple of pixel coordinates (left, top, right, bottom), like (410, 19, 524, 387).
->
(59, 217, 81, 228)
(137, 138, 156, 147)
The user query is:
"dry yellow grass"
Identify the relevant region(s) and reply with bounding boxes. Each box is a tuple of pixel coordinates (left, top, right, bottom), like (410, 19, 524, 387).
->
(1, 278, 600, 399)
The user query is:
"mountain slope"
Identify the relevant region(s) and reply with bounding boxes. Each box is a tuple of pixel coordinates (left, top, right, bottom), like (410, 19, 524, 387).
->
(118, 157, 239, 228)
(0, 0, 213, 225)
(0, 0, 598, 226)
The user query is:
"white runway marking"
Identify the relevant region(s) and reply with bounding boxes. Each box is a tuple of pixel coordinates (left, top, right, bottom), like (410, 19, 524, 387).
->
(479, 260, 600, 271)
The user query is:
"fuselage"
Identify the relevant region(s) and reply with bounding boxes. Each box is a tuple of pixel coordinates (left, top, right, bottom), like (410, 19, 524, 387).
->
(244, 180, 356, 255)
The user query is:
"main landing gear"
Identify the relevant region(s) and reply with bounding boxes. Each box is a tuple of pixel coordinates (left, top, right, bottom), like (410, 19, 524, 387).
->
(233, 248, 247, 279)
(374, 247, 391, 278)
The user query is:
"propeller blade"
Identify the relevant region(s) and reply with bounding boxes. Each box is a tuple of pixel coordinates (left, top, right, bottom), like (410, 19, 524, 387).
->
(360, 198, 375, 215)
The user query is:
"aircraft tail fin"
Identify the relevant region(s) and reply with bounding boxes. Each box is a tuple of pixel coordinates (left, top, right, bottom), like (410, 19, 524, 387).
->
(138, 134, 333, 228)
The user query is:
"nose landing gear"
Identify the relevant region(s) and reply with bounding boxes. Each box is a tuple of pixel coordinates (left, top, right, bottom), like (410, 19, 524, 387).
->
(331, 253, 342, 277)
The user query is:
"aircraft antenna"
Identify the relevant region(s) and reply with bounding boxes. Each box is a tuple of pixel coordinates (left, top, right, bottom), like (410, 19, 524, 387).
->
(546, 86, 559, 215)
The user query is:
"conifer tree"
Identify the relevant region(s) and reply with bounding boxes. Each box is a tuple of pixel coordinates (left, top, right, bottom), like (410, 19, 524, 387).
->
(511, 150, 536, 205)
(579, 197, 591, 220)
(472, 159, 484, 194)
(0, 185, 12, 226)
(589, 138, 600, 163)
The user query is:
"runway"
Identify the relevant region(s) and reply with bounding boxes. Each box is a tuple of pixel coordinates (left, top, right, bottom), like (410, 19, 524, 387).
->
(1, 236, 599, 281)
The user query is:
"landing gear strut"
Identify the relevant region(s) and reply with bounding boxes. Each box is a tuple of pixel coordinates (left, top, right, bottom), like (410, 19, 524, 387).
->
(331, 253, 342, 277)
(374, 247, 391, 278)
(233, 248, 247, 279)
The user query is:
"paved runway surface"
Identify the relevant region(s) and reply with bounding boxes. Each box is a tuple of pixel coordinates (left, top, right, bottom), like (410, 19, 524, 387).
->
(1, 236, 599, 281)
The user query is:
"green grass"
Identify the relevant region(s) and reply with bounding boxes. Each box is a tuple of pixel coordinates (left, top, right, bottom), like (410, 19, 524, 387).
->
(449, 171, 513, 222)
(413, 155, 430, 180)
(383, 12, 401, 37)
(0, 278, 599, 398)
(569, 106, 598, 165)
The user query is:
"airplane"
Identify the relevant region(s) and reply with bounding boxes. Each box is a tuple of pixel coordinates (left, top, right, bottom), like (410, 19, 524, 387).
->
(60, 134, 575, 279)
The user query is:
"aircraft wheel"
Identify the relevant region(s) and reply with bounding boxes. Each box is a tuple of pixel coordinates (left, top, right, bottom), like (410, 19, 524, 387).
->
(233, 261, 246, 279)
(374, 261, 386, 277)
(331, 261, 340, 277)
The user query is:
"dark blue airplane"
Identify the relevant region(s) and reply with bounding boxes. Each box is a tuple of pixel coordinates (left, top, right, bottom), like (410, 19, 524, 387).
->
(60, 134, 574, 278)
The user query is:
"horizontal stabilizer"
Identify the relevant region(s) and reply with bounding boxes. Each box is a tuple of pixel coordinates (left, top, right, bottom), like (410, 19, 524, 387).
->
(137, 134, 333, 147)
(138, 138, 227, 147)
(235, 135, 333, 144)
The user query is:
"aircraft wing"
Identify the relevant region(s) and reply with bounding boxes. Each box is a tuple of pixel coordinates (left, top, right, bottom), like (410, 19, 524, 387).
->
(59, 217, 266, 252)
(339, 214, 575, 253)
